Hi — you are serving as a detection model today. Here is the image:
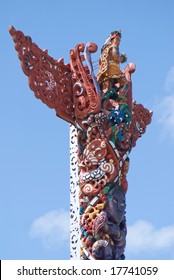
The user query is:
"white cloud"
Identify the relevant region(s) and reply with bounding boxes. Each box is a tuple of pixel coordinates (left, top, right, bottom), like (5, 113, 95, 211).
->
(30, 209, 70, 249)
(126, 220, 174, 257)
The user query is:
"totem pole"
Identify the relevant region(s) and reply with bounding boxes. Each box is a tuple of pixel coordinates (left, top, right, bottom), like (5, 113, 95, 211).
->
(9, 26, 152, 260)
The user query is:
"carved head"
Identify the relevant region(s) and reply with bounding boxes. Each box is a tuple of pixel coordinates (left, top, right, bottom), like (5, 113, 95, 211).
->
(107, 185, 126, 224)
(101, 30, 122, 53)
(110, 30, 122, 46)
(110, 30, 122, 39)
(83, 139, 107, 167)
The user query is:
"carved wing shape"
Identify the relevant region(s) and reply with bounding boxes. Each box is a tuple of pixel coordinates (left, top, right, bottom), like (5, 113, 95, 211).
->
(9, 26, 75, 125)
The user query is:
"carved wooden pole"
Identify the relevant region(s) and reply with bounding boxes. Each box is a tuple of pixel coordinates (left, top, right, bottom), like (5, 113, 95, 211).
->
(9, 26, 152, 260)
(70, 125, 80, 259)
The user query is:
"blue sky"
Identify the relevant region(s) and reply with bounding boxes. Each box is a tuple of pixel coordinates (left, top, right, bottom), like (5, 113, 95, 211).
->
(1, 0, 174, 260)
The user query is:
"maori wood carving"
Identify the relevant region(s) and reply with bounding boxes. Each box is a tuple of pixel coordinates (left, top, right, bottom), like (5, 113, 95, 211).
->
(9, 26, 152, 260)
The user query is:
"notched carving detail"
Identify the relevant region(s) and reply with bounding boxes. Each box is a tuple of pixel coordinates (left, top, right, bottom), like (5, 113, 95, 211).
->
(9, 25, 75, 124)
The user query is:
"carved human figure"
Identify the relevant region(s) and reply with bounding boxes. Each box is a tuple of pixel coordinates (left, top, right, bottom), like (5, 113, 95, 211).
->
(97, 30, 128, 95)
(91, 185, 126, 259)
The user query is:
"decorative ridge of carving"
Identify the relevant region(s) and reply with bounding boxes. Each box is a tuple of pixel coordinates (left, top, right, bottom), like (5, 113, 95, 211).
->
(130, 101, 153, 147)
(9, 26, 75, 125)
(70, 42, 101, 120)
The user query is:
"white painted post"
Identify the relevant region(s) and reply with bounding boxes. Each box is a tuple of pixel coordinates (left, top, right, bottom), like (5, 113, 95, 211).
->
(70, 125, 80, 259)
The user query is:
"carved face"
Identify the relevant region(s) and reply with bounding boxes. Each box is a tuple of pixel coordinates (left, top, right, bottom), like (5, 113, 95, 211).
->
(111, 36, 121, 46)
(107, 186, 126, 224)
(83, 139, 107, 167)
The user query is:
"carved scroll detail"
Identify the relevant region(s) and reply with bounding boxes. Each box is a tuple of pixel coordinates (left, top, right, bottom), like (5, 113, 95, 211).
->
(9, 26, 75, 124)
(131, 102, 153, 147)
(70, 43, 101, 120)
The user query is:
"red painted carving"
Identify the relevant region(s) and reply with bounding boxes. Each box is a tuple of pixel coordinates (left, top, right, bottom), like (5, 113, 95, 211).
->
(9, 26, 152, 260)
(9, 26, 101, 126)
(9, 26, 74, 124)
(130, 102, 152, 147)
(70, 42, 101, 121)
